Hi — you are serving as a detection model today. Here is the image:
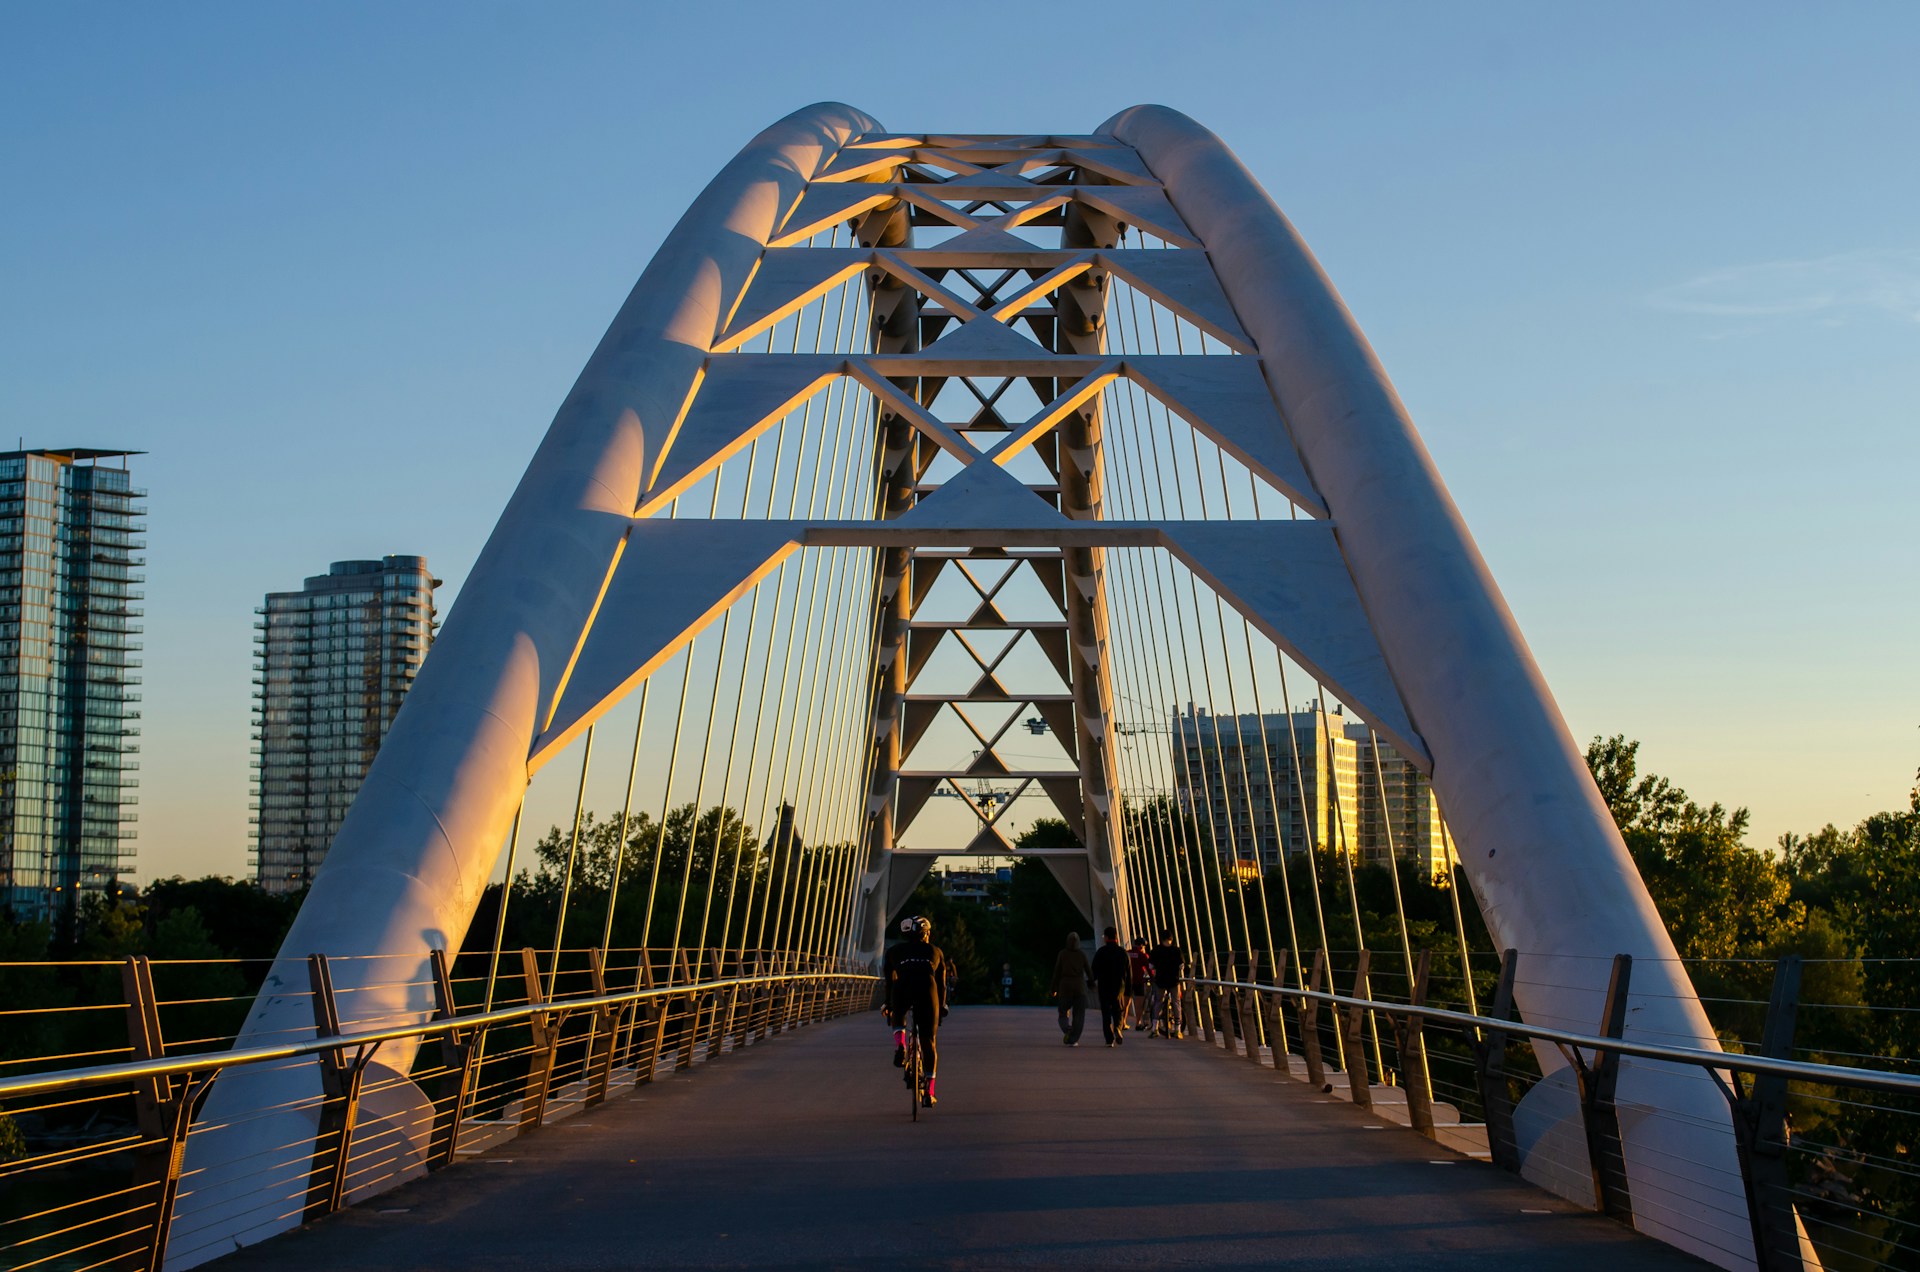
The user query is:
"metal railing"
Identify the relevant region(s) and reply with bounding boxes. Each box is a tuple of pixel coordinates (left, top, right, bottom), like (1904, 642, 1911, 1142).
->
(7, 942, 1918, 1271)
(0, 947, 877, 1272)
(1180, 949, 1920, 1272)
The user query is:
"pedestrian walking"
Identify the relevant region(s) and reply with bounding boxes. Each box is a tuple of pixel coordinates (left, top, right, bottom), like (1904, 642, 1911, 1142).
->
(1050, 932, 1091, 1045)
(1126, 936, 1152, 1032)
(1090, 926, 1131, 1046)
(1149, 930, 1186, 1038)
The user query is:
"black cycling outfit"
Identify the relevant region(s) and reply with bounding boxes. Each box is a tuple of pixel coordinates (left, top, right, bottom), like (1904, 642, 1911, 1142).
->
(884, 936, 950, 1076)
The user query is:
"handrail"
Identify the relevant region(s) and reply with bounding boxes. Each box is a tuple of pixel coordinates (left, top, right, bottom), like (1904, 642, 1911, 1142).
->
(1189, 975, 1920, 1098)
(0, 969, 880, 1101)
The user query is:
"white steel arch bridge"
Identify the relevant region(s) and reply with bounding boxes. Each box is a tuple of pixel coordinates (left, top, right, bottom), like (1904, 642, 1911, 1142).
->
(150, 104, 1783, 1270)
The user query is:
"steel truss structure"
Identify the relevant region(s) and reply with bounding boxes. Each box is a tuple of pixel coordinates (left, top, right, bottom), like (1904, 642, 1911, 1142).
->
(172, 105, 1761, 1270)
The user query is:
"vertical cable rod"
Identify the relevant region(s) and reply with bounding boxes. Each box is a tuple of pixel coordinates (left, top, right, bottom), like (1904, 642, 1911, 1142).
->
(1101, 334, 1211, 961)
(1115, 271, 1233, 968)
(599, 681, 649, 953)
(483, 799, 528, 1013)
(785, 300, 877, 967)
(1096, 378, 1187, 949)
(740, 263, 861, 966)
(548, 723, 596, 995)
(1107, 350, 1211, 963)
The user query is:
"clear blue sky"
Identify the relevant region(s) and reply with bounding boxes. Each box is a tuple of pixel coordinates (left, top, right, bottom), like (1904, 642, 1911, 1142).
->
(3, 2, 1914, 881)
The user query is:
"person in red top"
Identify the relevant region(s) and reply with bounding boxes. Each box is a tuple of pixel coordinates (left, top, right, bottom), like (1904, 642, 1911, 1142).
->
(1126, 936, 1153, 1032)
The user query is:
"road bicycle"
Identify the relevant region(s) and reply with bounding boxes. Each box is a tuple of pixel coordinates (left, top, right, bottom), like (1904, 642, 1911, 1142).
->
(900, 1004, 928, 1121)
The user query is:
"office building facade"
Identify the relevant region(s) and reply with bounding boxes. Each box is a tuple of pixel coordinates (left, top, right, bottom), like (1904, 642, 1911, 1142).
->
(0, 449, 145, 923)
(253, 556, 438, 894)
(1169, 703, 1447, 877)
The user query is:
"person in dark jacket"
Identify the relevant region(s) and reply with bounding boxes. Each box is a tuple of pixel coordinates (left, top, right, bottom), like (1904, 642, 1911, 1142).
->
(1090, 926, 1132, 1046)
(1049, 932, 1091, 1045)
(1149, 930, 1187, 1039)
(884, 916, 950, 1105)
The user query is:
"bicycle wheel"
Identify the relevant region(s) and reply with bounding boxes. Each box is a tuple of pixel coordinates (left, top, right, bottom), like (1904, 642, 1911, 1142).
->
(907, 1014, 921, 1122)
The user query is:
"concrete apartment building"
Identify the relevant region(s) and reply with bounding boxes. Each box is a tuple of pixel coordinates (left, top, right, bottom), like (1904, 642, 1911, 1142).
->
(1169, 702, 1448, 878)
(252, 556, 438, 894)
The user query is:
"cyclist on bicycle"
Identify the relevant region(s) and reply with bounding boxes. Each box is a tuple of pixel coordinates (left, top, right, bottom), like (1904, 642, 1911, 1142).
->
(1149, 929, 1187, 1038)
(883, 915, 950, 1106)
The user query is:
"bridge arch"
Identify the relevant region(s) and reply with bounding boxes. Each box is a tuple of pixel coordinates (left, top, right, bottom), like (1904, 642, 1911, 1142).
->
(175, 104, 1750, 1270)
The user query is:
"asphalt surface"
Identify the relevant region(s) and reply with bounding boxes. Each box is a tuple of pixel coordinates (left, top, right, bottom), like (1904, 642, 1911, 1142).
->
(209, 1006, 1708, 1270)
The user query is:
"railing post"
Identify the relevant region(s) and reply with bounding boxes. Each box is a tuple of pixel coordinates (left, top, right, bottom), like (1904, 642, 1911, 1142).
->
(653, 949, 683, 1068)
(122, 956, 168, 1142)
(1263, 948, 1291, 1066)
(765, 953, 786, 1037)
(1193, 953, 1216, 1044)
(704, 950, 728, 1059)
(1215, 953, 1238, 1054)
(426, 947, 476, 1168)
(518, 948, 558, 1127)
(121, 955, 218, 1272)
(645, 952, 678, 1082)
(305, 953, 378, 1217)
(752, 956, 775, 1037)
(686, 949, 711, 1057)
(121, 954, 165, 1267)
(784, 955, 802, 1029)
(1729, 955, 1807, 1272)
(630, 955, 661, 1082)
(1299, 949, 1328, 1090)
(1473, 948, 1521, 1171)
(757, 952, 780, 1038)
(1571, 954, 1634, 1221)
(1395, 949, 1435, 1136)
(719, 955, 745, 1049)
(615, 954, 643, 1071)
(1344, 950, 1373, 1110)
(584, 948, 619, 1107)
(733, 955, 765, 1048)
(673, 949, 698, 1069)
(1242, 951, 1266, 1065)
(1208, 952, 1228, 1044)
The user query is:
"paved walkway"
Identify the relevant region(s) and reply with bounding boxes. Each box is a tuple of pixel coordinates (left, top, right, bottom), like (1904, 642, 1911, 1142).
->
(214, 1007, 1707, 1270)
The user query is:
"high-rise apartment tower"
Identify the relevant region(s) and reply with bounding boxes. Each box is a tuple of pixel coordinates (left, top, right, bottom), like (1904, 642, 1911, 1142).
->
(1171, 702, 1449, 878)
(0, 448, 145, 924)
(252, 556, 438, 894)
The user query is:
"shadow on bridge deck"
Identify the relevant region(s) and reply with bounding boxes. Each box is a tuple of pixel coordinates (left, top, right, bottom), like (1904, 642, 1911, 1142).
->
(212, 1006, 1707, 1270)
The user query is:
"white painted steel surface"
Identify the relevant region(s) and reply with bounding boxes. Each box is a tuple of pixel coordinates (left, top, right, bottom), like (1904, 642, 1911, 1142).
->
(1105, 104, 1750, 1270)
(167, 102, 879, 1269)
(174, 101, 1750, 1272)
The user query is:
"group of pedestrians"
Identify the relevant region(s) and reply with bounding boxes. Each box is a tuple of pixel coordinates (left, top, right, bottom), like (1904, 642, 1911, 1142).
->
(879, 916, 1189, 1112)
(1048, 927, 1186, 1047)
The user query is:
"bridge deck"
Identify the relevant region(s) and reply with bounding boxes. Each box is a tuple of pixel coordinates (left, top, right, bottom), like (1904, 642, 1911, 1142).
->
(217, 1007, 1707, 1270)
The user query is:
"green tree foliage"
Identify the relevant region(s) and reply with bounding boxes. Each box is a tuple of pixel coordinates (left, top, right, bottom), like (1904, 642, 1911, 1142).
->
(0, 1108, 24, 1163)
(1584, 740, 1920, 1261)
(466, 802, 837, 966)
(1586, 735, 1793, 963)
(141, 876, 303, 962)
(1782, 791, 1920, 1043)
(0, 876, 296, 1091)
(0, 918, 69, 1066)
